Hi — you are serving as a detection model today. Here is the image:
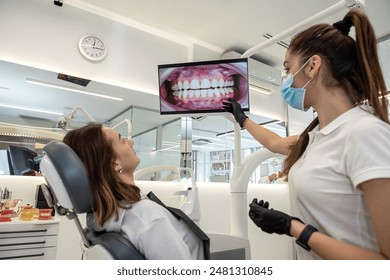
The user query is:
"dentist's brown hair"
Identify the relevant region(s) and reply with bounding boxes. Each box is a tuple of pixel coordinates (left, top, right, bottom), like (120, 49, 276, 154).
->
(283, 8, 388, 178)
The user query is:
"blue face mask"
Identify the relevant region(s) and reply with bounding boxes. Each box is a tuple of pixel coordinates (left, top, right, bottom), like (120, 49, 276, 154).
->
(280, 59, 311, 111)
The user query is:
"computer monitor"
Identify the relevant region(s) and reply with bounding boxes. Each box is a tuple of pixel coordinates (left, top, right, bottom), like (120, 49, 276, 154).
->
(7, 145, 40, 175)
(158, 58, 249, 116)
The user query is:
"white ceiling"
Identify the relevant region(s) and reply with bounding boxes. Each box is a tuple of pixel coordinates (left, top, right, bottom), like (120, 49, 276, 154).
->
(1, 0, 389, 137)
(74, 0, 390, 64)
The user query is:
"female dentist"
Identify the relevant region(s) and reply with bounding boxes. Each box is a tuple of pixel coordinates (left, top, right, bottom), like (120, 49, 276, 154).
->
(224, 8, 390, 260)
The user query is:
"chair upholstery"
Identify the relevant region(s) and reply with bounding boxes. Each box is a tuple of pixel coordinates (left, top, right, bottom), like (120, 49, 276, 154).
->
(84, 229, 145, 260)
(40, 140, 145, 260)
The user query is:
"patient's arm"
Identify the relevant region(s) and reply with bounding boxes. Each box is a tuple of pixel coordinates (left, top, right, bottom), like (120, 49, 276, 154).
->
(138, 217, 193, 260)
(116, 199, 200, 260)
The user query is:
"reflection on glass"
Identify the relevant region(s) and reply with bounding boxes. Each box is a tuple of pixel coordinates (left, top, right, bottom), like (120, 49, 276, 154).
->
(107, 105, 286, 183)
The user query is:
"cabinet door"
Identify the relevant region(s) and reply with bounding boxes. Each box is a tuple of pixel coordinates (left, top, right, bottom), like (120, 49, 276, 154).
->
(0, 235, 58, 250)
(0, 247, 57, 260)
(0, 221, 59, 238)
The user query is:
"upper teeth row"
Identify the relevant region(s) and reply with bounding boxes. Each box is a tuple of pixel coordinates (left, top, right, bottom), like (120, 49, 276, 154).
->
(171, 78, 234, 91)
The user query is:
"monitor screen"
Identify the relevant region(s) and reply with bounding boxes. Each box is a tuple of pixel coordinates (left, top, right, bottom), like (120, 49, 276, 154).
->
(7, 145, 40, 175)
(158, 58, 249, 116)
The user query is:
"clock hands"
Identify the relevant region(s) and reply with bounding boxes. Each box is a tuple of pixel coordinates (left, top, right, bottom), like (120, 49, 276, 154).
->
(83, 44, 104, 51)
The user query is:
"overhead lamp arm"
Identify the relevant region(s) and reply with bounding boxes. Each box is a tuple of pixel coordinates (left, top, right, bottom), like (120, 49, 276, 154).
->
(111, 119, 132, 139)
(57, 106, 95, 129)
(241, 0, 365, 58)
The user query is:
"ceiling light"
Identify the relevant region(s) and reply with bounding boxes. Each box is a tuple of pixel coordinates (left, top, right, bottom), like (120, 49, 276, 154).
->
(25, 78, 123, 101)
(192, 134, 222, 141)
(249, 84, 271, 95)
(151, 145, 181, 153)
(216, 130, 237, 137)
(162, 141, 180, 145)
(192, 145, 216, 150)
(192, 139, 212, 146)
(0, 103, 63, 115)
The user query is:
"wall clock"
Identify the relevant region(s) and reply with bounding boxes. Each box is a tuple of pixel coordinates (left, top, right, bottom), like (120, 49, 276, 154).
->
(78, 35, 107, 62)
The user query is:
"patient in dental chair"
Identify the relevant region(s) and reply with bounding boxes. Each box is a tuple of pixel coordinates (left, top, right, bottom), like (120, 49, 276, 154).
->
(63, 123, 207, 260)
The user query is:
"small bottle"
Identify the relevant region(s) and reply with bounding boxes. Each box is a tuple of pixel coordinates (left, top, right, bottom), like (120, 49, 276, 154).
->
(19, 204, 33, 220)
(19, 208, 33, 221)
(32, 208, 40, 219)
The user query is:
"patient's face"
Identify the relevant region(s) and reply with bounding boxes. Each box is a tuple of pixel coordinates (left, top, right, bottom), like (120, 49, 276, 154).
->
(103, 127, 140, 174)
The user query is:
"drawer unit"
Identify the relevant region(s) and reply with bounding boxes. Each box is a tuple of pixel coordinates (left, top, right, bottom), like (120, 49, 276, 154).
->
(0, 219, 59, 260)
(0, 247, 57, 260)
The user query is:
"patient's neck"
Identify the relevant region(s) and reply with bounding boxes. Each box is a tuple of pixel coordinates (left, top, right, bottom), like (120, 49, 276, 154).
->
(118, 173, 135, 185)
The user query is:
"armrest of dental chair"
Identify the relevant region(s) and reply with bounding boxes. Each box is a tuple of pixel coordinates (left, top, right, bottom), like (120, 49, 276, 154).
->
(84, 229, 145, 260)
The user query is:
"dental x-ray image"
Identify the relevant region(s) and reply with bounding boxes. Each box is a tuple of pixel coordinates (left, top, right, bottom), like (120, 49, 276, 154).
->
(158, 58, 249, 116)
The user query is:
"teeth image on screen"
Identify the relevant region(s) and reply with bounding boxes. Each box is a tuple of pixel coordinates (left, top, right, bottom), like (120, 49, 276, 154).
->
(160, 64, 247, 111)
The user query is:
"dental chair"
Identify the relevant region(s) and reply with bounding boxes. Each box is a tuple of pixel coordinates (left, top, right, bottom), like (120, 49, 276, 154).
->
(39, 140, 145, 260)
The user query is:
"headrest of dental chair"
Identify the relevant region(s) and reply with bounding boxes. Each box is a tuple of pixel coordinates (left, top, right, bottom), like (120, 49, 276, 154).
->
(40, 140, 95, 213)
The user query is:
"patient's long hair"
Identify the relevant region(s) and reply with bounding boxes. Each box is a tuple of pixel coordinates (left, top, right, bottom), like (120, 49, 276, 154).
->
(63, 123, 141, 226)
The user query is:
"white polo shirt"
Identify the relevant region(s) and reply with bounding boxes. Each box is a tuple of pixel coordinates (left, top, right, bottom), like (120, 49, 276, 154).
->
(289, 105, 390, 259)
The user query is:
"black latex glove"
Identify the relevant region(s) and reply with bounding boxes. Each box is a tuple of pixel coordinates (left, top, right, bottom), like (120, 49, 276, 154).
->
(222, 98, 248, 128)
(249, 198, 303, 236)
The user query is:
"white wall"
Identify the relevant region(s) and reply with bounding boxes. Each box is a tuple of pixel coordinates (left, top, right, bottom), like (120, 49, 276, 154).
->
(378, 39, 390, 89)
(287, 106, 315, 136)
(0, 0, 287, 121)
(0, 0, 188, 96)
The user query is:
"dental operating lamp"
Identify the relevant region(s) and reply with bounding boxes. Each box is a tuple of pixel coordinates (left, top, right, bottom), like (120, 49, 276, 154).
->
(56, 106, 95, 129)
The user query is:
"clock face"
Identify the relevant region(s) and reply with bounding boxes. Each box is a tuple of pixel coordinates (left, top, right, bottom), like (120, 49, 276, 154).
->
(78, 35, 107, 61)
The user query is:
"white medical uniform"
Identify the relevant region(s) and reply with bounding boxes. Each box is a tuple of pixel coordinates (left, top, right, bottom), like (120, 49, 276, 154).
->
(289, 106, 390, 259)
(101, 197, 205, 260)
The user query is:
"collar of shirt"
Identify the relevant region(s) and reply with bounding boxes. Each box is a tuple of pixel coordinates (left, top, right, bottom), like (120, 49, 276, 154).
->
(315, 105, 372, 136)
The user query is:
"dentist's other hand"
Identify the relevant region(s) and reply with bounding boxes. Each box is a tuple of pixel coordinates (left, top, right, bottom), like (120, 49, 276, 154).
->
(249, 198, 303, 236)
(222, 98, 248, 128)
